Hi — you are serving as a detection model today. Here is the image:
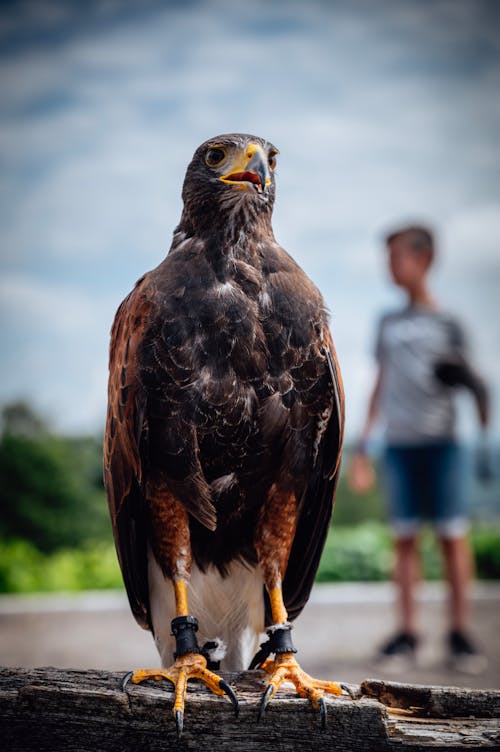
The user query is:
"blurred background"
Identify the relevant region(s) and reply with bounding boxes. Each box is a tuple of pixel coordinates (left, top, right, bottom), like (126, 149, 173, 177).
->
(0, 0, 499, 689)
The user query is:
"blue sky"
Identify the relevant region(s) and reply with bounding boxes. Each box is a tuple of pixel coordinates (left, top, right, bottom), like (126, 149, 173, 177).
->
(1, 0, 499, 440)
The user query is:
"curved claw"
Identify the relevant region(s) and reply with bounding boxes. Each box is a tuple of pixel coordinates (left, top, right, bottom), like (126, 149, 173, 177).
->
(258, 684, 275, 722)
(175, 709, 184, 739)
(340, 682, 357, 700)
(219, 679, 239, 716)
(122, 671, 133, 692)
(318, 696, 327, 729)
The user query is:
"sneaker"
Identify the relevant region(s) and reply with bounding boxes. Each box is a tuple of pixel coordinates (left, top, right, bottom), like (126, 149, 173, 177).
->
(448, 630, 487, 675)
(374, 631, 418, 673)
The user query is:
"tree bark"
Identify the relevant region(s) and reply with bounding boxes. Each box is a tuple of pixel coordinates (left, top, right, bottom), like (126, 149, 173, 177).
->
(1, 667, 499, 751)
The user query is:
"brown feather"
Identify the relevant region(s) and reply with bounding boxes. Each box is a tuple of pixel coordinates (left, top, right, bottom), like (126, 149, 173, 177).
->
(104, 276, 153, 629)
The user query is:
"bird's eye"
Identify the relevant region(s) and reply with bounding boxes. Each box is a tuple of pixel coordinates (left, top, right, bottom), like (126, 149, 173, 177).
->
(268, 150, 278, 170)
(205, 147, 226, 167)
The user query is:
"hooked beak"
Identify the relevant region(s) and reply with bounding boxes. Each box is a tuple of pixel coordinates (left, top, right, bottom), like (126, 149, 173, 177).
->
(220, 143, 271, 193)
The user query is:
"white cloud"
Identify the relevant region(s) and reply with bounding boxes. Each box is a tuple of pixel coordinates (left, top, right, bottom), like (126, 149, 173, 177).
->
(0, 273, 116, 432)
(442, 204, 500, 271)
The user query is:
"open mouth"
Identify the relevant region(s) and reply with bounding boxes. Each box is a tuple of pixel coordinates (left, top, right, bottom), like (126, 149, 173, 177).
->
(225, 171, 263, 191)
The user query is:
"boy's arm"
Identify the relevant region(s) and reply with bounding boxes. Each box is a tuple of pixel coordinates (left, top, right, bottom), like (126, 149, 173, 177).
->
(472, 370, 490, 430)
(357, 366, 383, 452)
(435, 316, 491, 430)
(434, 350, 492, 481)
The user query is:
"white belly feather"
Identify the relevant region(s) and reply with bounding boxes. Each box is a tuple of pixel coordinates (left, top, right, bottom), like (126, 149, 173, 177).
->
(148, 548, 265, 670)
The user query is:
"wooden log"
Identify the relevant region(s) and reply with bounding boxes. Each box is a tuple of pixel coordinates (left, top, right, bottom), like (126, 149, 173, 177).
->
(1, 667, 499, 751)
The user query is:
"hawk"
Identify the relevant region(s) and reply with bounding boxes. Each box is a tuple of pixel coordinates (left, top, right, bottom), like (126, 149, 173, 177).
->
(104, 133, 345, 735)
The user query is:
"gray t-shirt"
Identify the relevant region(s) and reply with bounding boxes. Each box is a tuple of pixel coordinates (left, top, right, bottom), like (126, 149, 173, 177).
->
(375, 305, 467, 444)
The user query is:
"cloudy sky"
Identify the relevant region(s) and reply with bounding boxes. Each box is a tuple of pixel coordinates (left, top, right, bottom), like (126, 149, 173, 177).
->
(1, 0, 499, 440)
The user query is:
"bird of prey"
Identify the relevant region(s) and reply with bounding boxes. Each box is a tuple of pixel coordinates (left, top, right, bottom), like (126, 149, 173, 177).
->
(104, 133, 345, 735)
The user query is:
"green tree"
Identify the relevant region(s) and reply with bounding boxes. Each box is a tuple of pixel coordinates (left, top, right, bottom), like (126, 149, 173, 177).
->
(0, 400, 48, 439)
(0, 402, 110, 552)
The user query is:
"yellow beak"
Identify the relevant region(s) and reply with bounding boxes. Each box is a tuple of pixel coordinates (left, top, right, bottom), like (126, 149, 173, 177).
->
(220, 143, 271, 192)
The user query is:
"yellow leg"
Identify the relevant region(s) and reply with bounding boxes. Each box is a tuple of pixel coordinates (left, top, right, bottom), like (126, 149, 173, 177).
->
(269, 586, 288, 624)
(174, 579, 189, 616)
(122, 577, 238, 737)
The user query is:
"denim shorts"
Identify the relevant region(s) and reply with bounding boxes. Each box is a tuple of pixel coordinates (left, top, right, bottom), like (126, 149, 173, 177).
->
(382, 441, 468, 539)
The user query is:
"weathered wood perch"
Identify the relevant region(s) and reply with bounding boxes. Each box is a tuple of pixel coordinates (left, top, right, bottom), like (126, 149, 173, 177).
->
(1, 667, 499, 751)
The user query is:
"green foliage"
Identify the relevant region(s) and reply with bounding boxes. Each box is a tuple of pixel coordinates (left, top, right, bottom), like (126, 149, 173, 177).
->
(317, 522, 392, 582)
(0, 402, 110, 553)
(418, 528, 443, 580)
(0, 539, 122, 593)
(470, 527, 500, 579)
(317, 522, 500, 583)
(332, 467, 386, 526)
(0, 402, 499, 594)
(0, 401, 47, 439)
(1, 522, 498, 594)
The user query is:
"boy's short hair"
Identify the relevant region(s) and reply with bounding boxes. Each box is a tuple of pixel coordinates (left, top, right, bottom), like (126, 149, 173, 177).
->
(385, 225, 435, 263)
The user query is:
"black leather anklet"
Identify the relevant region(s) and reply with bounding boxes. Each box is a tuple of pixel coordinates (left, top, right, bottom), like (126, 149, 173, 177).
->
(249, 624, 297, 669)
(171, 615, 200, 659)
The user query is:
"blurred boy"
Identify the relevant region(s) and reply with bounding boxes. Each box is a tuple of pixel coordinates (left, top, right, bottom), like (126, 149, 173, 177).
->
(350, 225, 490, 673)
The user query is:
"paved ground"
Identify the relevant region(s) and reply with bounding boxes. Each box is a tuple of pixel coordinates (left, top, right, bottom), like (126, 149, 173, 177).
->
(1, 582, 499, 690)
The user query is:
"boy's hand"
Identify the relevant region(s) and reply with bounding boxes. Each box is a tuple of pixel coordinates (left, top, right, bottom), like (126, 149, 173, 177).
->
(347, 452, 376, 494)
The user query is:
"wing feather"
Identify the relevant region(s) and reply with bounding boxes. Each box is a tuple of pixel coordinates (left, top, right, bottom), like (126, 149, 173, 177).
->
(104, 278, 153, 630)
(275, 330, 344, 624)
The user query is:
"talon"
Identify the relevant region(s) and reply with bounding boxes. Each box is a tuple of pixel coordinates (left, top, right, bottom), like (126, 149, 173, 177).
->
(122, 671, 133, 692)
(318, 696, 327, 729)
(175, 709, 184, 738)
(219, 679, 239, 716)
(340, 682, 357, 700)
(258, 684, 275, 722)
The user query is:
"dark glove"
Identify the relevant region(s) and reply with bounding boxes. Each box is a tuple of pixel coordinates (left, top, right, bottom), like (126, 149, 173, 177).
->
(434, 358, 475, 388)
(434, 358, 489, 427)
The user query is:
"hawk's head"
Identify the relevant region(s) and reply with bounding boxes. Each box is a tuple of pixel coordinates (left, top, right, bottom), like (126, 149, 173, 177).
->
(181, 133, 279, 235)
